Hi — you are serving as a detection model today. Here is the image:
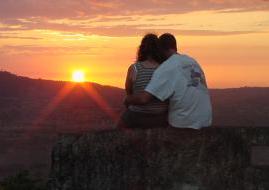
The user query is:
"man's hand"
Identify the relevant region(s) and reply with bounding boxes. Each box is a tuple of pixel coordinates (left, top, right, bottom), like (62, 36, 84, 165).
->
(124, 96, 130, 108)
(124, 91, 153, 106)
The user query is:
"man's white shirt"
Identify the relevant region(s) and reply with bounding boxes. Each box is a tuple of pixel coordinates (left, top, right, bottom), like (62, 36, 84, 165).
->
(145, 53, 212, 129)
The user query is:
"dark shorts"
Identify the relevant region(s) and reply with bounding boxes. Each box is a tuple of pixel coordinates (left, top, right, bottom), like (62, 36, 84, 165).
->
(121, 109, 168, 129)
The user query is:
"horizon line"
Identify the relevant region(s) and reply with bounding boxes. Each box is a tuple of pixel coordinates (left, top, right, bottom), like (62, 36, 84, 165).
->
(1, 70, 269, 90)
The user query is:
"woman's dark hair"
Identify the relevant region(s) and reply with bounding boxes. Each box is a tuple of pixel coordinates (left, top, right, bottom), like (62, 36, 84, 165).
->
(137, 33, 165, 63)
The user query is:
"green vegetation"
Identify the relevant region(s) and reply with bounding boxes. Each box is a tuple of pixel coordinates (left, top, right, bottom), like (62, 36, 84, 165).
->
(0, 171, 46, 190)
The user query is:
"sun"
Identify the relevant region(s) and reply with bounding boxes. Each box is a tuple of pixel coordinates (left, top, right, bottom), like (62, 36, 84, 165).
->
(72, 70, 85, 83)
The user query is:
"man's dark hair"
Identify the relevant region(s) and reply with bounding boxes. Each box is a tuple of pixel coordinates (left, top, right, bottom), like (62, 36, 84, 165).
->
(137, 33, 165, 63)
(159, 33, 177, 51)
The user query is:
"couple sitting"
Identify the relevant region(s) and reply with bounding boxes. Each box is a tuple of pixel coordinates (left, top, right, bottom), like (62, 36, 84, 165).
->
(119, 33, 212, 129)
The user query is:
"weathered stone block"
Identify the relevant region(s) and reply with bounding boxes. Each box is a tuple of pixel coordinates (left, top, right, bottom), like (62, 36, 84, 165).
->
(48, 127, 269, 190)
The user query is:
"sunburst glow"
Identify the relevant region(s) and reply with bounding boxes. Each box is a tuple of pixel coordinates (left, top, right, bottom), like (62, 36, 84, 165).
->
(72, 70, 85, 83)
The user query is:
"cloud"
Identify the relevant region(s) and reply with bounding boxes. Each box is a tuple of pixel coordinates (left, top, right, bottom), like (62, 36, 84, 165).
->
(0, 18, 262, 37)
(0, 0, 268, 19)
(1, 17, 267, 38)
(0, 1, 268, 37)
(0, 45, 98, 55)
(0, 35, 42, 40)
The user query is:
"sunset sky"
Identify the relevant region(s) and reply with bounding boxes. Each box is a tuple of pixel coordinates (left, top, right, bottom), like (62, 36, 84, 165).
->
(0, 0, 269, 88)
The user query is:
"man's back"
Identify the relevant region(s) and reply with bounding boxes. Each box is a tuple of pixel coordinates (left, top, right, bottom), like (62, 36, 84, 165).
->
(145, 54, 212, 129)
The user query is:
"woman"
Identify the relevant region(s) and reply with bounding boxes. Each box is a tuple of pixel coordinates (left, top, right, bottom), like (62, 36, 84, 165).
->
(118, 33, 169, 129)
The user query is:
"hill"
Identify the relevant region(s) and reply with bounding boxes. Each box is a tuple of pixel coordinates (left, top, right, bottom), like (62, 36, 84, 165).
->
(210, 87, 269, 127)
(0, 71, 124, 180)
(1, 71, 268, 129)
(0, 71, 268, 180)
(0, 71, 124, 130)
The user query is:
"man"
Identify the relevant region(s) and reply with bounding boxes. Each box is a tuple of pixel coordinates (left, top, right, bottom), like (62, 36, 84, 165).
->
(125, 33, 212, 129)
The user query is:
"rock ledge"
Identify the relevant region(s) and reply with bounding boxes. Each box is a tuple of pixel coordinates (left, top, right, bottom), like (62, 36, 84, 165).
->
(48, 127, 269, 190)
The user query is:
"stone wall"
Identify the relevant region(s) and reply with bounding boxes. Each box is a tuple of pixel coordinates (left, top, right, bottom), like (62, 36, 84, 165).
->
(48, 128, 269, 190)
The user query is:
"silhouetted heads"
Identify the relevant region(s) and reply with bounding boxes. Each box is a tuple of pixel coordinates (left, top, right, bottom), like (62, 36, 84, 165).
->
(137, 33, 165, 63)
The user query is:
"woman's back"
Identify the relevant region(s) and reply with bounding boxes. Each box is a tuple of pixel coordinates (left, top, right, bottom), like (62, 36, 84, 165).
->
(129, 61, 168, 114)
(118, 33, 168, 129)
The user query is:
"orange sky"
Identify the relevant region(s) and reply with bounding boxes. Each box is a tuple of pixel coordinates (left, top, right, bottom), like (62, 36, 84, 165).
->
(0, 0, 269, 88)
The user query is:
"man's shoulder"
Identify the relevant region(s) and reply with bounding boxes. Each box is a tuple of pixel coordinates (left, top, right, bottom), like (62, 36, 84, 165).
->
(178, 54, 198, 64)
(156, 55, 177, 71)
(155, 54, 189, 73)
(160, 54, 182, 68)
(155, 54, 198, 73)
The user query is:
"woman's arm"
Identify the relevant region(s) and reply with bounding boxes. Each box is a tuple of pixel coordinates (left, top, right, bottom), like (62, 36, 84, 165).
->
(125, 64, 136, 95)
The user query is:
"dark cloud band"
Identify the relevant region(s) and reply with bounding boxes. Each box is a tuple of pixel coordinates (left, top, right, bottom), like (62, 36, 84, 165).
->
(0, 0, 268, 19)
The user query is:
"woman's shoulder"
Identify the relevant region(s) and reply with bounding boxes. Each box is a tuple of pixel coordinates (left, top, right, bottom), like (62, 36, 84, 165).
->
(140, 60, 160, 69)
(127, 63, 138, 81)
(127, 63, 136, 74)
(133, 61, 145, 71)
(129, 61, 141, 68)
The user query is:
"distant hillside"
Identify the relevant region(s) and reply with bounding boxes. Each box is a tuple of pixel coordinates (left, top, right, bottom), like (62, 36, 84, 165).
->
(0, 71, 268, 180)
(210, 87, 269, 127)
(0, 71, 124, 180)
(0, 71, 123, 100)
(0, 71, 268, 128)
(0, 71, 124, 130)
